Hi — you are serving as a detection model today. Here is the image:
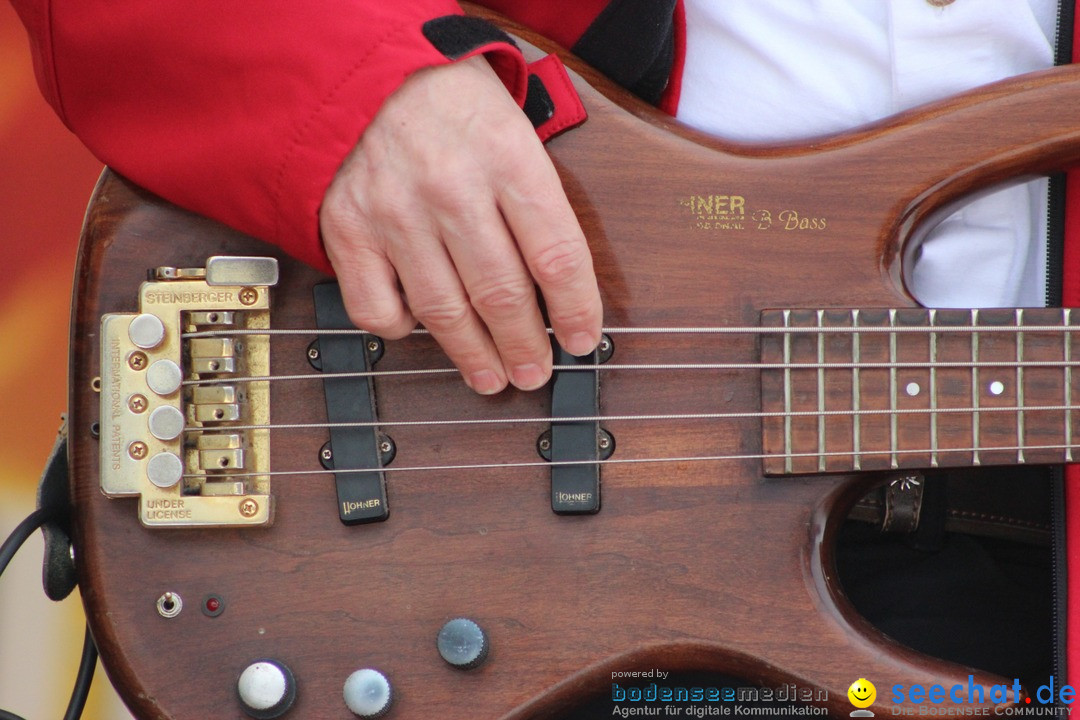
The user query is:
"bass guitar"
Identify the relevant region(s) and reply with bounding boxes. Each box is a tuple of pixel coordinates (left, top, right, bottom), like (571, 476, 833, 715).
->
(68, 9, 1080, 719)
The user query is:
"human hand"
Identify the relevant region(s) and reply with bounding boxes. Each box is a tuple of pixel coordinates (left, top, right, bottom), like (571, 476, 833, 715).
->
(320, 55, 602, 394)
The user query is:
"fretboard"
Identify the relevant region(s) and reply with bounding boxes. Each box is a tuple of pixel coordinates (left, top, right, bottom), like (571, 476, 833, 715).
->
(759, 307, 1080, 475)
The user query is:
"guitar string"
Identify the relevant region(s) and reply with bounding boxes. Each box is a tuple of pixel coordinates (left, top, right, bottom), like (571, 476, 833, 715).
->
(181, 322, 1080, 339)
(182, 358, 1080, 388)
(182, 440, 1076, 480)
(183, 403, 1080, 434)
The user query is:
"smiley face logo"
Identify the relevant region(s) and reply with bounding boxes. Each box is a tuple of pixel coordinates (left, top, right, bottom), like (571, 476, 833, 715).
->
(848, 678, 876, 709)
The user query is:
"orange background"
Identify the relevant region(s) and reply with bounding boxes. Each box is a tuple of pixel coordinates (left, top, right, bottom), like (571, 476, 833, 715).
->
(1, 4, 133, 717)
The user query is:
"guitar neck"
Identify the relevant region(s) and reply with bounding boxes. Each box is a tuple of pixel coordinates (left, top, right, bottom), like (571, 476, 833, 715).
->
(760, 307, 1078, 474)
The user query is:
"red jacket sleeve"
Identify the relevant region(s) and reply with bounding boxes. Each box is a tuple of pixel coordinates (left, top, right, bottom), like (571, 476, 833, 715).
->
(9, 0, 528, 273)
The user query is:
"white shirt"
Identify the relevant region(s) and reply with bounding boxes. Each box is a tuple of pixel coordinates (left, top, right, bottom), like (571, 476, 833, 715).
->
(676, 0, 1057, 307)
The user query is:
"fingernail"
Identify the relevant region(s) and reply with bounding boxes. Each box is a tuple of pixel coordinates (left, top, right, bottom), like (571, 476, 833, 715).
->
(564, 331, 598, 357)
(468, 369, 504, 395)
(511, 363, 548, 391)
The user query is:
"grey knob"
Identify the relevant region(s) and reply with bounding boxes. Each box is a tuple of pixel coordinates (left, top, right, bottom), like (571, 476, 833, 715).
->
(146, 359, 183, 395)
(146, 452, 183, 488)
(237, 659, 296, 719)
(128, 313, 165, 349)
(148, 405, 185, 441)
(343, 668, 392, 718)
(437, 618, 489, 670)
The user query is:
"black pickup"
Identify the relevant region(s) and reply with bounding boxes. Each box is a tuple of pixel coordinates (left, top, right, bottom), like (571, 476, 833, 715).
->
(312, 283, 389, 525)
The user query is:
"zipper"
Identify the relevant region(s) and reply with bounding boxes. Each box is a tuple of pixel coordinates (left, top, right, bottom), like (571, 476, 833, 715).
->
(1046, 179, 1066, 310)
(1051, 467, 1068, 697)
(1046, 0, 1073, 310)
(1048, 0, 1074, 699)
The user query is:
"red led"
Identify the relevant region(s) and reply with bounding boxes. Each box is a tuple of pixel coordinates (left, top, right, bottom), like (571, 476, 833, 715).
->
(205, 597, 221, 613)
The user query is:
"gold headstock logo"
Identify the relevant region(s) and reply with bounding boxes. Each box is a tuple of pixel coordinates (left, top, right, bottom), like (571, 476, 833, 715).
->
(681, 195, 827, 232)
(680, 194, 747, 230)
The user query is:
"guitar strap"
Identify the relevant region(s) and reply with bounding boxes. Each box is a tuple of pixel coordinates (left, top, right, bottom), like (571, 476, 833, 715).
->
(569, 0, 678, 105)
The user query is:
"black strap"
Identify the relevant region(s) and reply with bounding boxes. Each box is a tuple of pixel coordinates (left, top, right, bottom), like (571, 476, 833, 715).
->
(37, 419, 77, 602)
(571, 0, 677, 105)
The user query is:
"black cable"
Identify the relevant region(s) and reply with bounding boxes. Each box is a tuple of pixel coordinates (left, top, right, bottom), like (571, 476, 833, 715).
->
(1, 508, 97, 720)
(0, 508, 51, 578)
(62, 627, 97, 720)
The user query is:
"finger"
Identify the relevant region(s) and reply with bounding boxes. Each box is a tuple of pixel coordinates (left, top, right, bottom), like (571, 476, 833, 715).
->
(495, 140, 602, 357)
(388, 231, 509, 395)
(323, 239, 418, 341)
(438, 195, 553, 392)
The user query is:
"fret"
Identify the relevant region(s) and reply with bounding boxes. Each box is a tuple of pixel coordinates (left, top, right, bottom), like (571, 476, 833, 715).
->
(893, 309, 932, 469)
(1016, 309, 1025, 464)
(970, 309, 981, 465)
(933, 310, 978, 466)
(851, 309, 861, 471)
(818, 309, 858, 472)
(888, 310, 898, 469)
(758, 311, 788, 475)
(847, 308, 890, 470)
(783, 309, 793, 474)
(971, 308, 1017, 466)
(1067, 308, 1073, 463)
(1018, 308, 1069, 465)
(817, 310, 826, 473)
(787, 309, 834, 473)
(929, 309, 939, 468)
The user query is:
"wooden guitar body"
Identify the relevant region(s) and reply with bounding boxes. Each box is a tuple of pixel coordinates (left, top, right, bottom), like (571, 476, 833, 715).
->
(68, 14, 1080, 719)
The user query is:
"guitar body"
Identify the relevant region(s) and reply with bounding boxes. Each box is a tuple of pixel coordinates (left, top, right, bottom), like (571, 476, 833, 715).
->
(68, 14, 1080, 719)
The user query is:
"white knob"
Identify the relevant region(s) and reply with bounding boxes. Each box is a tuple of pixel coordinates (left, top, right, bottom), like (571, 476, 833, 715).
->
(343, 668, 392, 717)
(237, 659, 295, 719)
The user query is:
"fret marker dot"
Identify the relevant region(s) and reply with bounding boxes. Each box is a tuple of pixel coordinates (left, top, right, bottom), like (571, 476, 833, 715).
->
(989, 380, 1005, 396)
(905, 382, 921, 397)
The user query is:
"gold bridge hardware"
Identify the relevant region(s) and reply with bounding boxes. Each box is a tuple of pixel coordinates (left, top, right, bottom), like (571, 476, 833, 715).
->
(99, 256, 278, 527)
